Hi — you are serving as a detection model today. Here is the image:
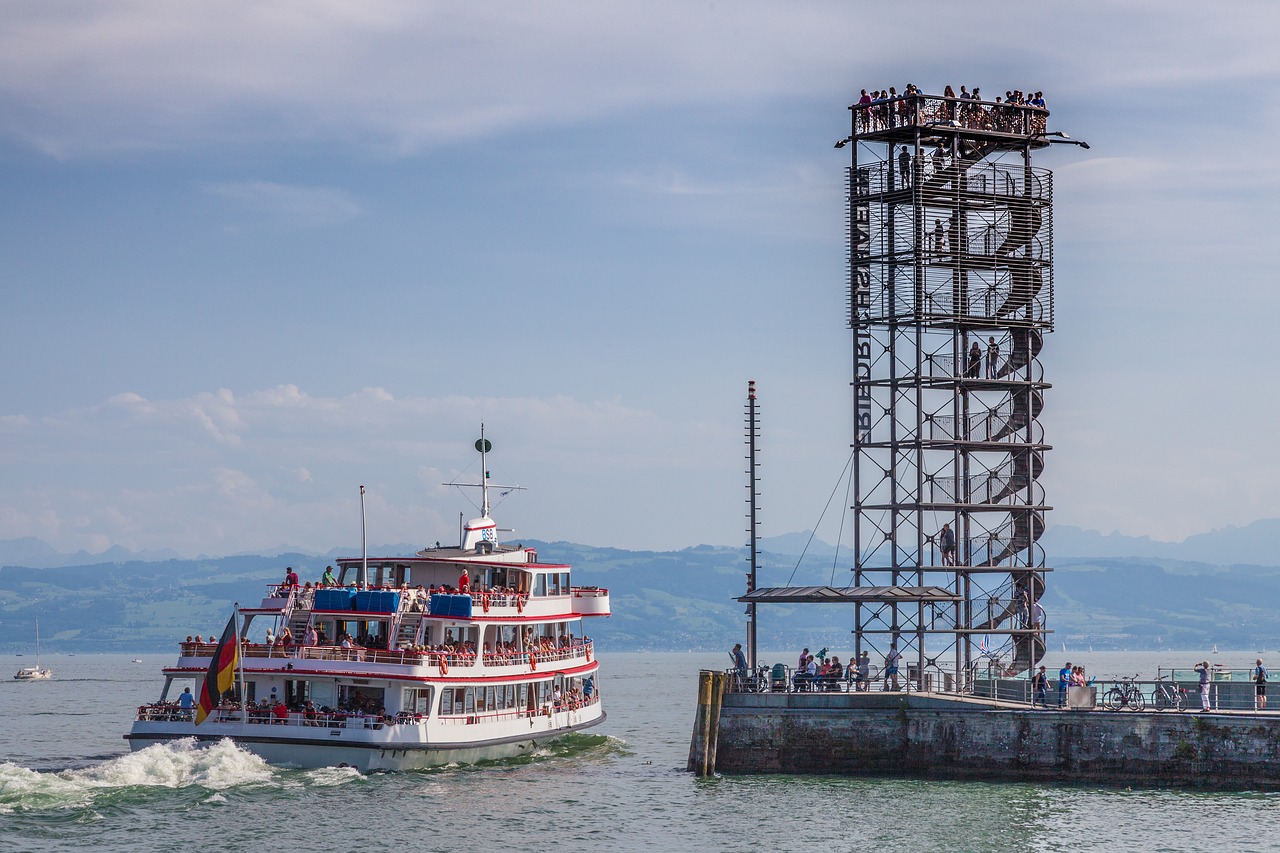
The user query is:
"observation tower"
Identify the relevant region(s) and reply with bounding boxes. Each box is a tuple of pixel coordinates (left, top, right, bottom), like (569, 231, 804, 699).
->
(840, 91, 1080, 685)
(740, 90, 1086, 689)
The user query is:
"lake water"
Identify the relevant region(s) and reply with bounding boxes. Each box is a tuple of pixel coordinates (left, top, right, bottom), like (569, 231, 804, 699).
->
(3, 650, 1280, 852)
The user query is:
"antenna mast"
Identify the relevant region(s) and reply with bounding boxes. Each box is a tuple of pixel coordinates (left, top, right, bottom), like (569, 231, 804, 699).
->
(745, 380, 760, 670)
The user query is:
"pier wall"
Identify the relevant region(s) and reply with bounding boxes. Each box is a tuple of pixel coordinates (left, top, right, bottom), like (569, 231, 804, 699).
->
(714, 693, 1280, 788)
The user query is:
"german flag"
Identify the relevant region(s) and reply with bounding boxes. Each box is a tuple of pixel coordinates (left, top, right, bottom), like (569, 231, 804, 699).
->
(195, 614, 240, 725)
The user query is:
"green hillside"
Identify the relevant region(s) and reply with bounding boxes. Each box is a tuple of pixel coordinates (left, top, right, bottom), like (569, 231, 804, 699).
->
(1, 546, 1276, 654)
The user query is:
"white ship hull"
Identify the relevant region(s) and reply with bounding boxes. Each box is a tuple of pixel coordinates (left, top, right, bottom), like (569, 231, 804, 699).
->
(126, 703, 605, 772)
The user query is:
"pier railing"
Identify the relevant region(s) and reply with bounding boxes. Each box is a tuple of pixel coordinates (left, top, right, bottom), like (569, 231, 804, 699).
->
(724, 666, 1278, 713)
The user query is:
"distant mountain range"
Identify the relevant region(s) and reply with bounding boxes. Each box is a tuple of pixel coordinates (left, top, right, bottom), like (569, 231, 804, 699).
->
(2, 524, 1278, 654)
(10, 519, 1280, 569)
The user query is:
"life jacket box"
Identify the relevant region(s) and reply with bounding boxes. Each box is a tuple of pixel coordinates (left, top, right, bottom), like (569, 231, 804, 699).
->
(354, 591, 374, 612)
(376, 592, 401, 613)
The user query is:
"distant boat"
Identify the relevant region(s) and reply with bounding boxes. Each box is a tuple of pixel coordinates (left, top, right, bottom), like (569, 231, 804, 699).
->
(131, 658, 143, 664)
(1213, 644, 1219, 655)
(1061, 642, 1066, 653)
(14, 619, 51, 681)
(1088, 645, 1093, 653)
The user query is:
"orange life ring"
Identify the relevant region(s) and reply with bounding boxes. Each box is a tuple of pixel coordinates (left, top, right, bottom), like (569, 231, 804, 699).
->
(439, 654, 448, 675)
(482, 593, 490, 613)
(516, 595, 524, 613)
(529, 652, 537, 671)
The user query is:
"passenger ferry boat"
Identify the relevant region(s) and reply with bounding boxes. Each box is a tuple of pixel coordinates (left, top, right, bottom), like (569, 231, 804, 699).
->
(124, 435, 609, 771)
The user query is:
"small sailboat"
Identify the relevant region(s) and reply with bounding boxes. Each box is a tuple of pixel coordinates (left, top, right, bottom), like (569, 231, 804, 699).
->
(14, 620, 52, 680)
(1213, 644, 1219, 655)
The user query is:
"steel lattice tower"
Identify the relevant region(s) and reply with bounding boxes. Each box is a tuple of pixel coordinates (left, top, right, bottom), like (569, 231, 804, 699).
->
(844, 93, 1064, 687)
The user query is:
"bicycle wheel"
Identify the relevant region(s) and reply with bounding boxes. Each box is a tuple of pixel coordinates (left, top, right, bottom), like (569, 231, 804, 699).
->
(1104, 687, 1122, 710)
(1175, 691, 1187, 712)
(1129, 689, 1145, 711)
(1153, 688, 1169, 710)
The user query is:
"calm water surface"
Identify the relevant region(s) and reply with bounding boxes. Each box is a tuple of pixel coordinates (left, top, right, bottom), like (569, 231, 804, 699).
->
(2, 650, 1279, 852)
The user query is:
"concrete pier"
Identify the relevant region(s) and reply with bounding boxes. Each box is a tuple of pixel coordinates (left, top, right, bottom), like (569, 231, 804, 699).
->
(711, 691, 1280, 788)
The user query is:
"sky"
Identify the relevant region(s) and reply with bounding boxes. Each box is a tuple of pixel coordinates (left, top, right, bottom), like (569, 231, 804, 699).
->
(2, 1, 1280, 557)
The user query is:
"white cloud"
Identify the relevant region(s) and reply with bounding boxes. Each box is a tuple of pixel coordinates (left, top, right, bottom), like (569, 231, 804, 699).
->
(4, 2, 1277, 157)
(0, 385, 740, 555)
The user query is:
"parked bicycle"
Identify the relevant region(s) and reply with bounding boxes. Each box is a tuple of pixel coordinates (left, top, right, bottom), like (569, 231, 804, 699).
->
(1151, 676, 1187, 711)
(1104, 675, 1145, 711)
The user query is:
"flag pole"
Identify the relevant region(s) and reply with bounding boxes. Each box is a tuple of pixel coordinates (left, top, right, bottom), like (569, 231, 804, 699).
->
(360, 485, 368, 588)
(235, 602, 246, 721)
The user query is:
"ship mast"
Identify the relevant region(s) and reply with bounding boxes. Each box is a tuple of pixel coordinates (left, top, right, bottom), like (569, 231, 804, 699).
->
(477, 423, 491, 518)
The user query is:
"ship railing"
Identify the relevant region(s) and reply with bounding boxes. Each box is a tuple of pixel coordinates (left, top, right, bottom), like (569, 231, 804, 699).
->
(436, 692, 601, 726)
(483, 641, 593, 668)
(181, 640, 594, 671)
(133, 702, 427, 728)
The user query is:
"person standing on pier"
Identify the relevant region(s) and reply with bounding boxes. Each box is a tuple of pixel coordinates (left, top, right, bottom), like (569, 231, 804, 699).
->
(1195, 660, 1211, 712)
(1256, 659, 1268, 710)
(884, 644, 901, 691)
(986, 336, 1000, 378)
(1057, 661, 1071, 707)
(1032, 666, 1048, 707)
(731, 643, 747, 689)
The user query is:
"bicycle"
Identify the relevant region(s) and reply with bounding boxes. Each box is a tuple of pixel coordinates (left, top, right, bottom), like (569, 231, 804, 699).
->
(1151, 676, 1187, 711)
(1104, 675, 1145, 711)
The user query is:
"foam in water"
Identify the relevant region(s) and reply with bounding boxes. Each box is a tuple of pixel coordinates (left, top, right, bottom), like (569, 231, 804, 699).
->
(0, 738, 275, 813)
(72, 738, 274, 790)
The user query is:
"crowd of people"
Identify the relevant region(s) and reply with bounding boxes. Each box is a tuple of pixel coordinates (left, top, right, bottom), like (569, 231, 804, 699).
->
(853, 84, 1048, 135)
(272, 565, 531, 610)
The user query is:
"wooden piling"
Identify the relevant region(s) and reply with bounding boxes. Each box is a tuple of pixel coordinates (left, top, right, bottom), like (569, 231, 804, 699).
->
(705, 671, 726, 775)
(688, 670, 714, 775)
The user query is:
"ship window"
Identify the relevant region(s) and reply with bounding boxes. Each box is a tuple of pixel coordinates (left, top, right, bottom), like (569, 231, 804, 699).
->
(534, 575, 547, 597)
(406, 688, 432, 715)
(337, 685, 385, 714)
(475, 688, 487, 713)
(561, 572, 570, 593)
(285, 680, 309, 707)
(464, 688, 475, 714)
(485, 686, 496, 712)
(441, 687, 465, 716)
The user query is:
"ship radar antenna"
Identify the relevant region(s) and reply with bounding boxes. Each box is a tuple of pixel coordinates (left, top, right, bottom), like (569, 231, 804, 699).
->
(476, 423, 492, 518)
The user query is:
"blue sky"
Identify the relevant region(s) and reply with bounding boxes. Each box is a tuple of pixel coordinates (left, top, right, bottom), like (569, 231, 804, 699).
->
(2, 1, 1279, 556)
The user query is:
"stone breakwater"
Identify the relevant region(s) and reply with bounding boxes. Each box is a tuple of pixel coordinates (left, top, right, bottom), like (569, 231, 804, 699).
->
(707, 691, 1280, 789)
